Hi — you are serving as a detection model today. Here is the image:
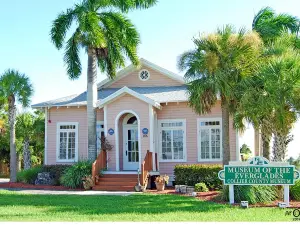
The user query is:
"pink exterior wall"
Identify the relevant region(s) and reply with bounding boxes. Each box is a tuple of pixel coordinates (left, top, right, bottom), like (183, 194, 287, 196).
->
(96, 108, 104, 121)
(46, 107, 88, 165)
(156, 101, 237, 178)
(105, 94, 150, 171)
(109, 66, 182, 88)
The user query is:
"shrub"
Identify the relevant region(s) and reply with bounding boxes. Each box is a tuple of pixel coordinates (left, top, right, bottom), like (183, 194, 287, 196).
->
(291, 180, 300, 200)
(60, 160, 92, 189)
(195, 182, 209, 192)
(41, 165, 71, 185)
(220, 185, 278, 204)
(17, 166, 42, 184)
(174, 164, 222, 190)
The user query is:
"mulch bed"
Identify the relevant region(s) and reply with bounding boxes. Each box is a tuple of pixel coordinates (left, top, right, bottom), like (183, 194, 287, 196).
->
(0, 182, 84, 191)
(145, 188, 300, 208)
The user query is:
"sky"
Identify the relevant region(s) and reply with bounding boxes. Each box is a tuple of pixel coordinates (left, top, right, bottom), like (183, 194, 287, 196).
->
(0, 0, 299, 158)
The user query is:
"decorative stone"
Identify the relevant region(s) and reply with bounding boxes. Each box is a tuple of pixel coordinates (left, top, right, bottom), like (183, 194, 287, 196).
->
(192, 192, 197, 197)
(175, 185, 181, 193)
(35, 172, 54, 185)
(278, 202, 287, 208)
(180, 185, 187, 193)
(240, 201, 249, 208)
(186, 186, 195, 194)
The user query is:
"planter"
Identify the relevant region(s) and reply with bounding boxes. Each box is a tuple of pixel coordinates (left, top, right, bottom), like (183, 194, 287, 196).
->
(180, 185, 187, 193)
(175, 185, 181, 193)
(155, 182, 165, 191)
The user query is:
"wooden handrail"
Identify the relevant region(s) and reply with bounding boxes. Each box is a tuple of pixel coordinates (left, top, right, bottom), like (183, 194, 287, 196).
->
(141, 150, 153, 187)
(155, 153, 158, 171)
(92, 150, 107, 183)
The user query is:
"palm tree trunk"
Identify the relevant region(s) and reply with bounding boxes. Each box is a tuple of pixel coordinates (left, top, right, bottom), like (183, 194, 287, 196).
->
(272, 131, 287, 161)
(221, 100, 231, 165)
(261, 132, 270, 160)
(23, 138, 31, 170)
(87, 48, 97, 161)
(8, 97, 17, 182)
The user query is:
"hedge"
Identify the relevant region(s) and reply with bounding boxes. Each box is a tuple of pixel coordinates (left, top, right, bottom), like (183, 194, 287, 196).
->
(41, 165, 72, 185)
(17, 166, 42, 184)
(174, 164, 222, 190)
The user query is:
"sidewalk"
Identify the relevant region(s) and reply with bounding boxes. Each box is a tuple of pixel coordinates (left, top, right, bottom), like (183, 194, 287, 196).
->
(0, 188, 138, 195)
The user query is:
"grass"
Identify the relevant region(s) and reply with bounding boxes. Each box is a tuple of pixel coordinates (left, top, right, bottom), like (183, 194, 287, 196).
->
(0, 190, 292, 221)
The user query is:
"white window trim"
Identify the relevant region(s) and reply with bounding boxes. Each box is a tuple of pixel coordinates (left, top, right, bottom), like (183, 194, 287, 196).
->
(197, 118, 223, 162)
(138, 69, 150, 81)
(158, 119, 187, 163)
(56, 122, 79, 163)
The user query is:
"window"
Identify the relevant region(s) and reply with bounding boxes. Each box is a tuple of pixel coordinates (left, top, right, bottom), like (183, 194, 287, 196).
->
(159, 119, 186, 162)
(198, 118, 222, 161)
(56, 122, 78, 162)
(96, 121, 105, 154)
(139, 69, 150, 81)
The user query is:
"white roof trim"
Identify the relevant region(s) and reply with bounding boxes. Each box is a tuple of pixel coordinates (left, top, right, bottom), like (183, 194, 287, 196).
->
(97, 58, 184, 89)
(97, 86, 162, 109)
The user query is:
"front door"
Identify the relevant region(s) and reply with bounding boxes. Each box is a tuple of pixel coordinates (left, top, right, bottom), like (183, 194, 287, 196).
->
(123, 127, 139, 170)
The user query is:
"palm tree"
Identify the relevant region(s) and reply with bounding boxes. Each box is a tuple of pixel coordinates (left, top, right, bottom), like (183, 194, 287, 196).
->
(16, 113, 35, 170)
(50, 0, 157, 160)
(178, 25, 262, 165)
(252, 7, 300, 158)
(237, 35, 300, 161)
(0, 69, 33, 182)
(252, 7, 299, 43)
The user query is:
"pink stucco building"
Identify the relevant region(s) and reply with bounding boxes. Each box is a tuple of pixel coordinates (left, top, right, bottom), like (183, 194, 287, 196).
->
(32, 59, 239, 188)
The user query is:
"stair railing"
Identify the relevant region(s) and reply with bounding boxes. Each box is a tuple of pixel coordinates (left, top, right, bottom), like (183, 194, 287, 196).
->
(141, 150, 153, 188)
(92, 150, 107, 183)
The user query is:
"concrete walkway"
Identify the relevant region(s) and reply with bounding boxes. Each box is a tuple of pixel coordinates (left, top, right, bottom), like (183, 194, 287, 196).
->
(0, 178, 139, 195)
(0, 187, 139, 196)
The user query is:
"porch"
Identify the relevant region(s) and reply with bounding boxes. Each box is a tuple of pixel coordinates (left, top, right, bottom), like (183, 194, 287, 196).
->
(92, 150, 159, 191)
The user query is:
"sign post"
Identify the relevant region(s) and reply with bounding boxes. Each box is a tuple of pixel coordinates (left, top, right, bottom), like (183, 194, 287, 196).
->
(218, 156, 300, 206)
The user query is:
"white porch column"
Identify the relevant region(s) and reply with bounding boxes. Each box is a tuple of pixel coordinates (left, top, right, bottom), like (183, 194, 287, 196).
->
(44, 107, 48, 165)
(149, 105, 155, 171)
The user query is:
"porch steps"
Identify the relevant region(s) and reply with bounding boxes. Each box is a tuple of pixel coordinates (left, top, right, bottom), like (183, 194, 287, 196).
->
(93, 174, 140, 191)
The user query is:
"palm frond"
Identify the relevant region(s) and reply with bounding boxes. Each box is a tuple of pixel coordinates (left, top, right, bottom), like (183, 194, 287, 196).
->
(0, 69, 33, 107)
(63, 28, 82, 80)
(50, 8, 76, 49)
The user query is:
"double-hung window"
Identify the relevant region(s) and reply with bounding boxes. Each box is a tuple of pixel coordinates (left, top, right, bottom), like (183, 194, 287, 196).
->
(158, 119, 186, 162)
(56, 122, 78, 162)
(96, 121, 105, 154)
(197, 118, 222, 161)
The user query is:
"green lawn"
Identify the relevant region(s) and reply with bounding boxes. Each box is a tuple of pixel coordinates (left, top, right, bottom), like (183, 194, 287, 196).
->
(0, 190, 292, 221)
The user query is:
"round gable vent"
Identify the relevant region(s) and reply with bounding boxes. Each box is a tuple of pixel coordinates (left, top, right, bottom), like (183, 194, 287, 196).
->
(139, 69, 150, 81)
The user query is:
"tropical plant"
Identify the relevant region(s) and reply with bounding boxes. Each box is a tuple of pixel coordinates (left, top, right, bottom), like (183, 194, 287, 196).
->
(0, 69, 33, 182)
(16, 113, 34, 170)
(252, 7, 300, 44)
(237, 35, 300, 161)
(221, 185, 278, 204)
(240, 144, 252, 161)
(16, 166, 42, 184)
(178, 25, 262, 165)
(250, 7, 300, 158)
(60, 160, 92, 188)
(290, 180, 300, 200)
(50, 0, 157, 160)
(16, 111, 45, 169)
(194, 182, 209, 192)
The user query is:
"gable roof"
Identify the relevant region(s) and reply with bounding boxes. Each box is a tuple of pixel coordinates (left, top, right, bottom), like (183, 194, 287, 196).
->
(31, 85, 188, 108)
(97, 86, 161, 109)
(97, 58, 184, 89)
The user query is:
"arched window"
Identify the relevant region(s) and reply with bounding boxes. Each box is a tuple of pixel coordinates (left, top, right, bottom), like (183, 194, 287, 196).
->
(127, 116, 137, 125)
